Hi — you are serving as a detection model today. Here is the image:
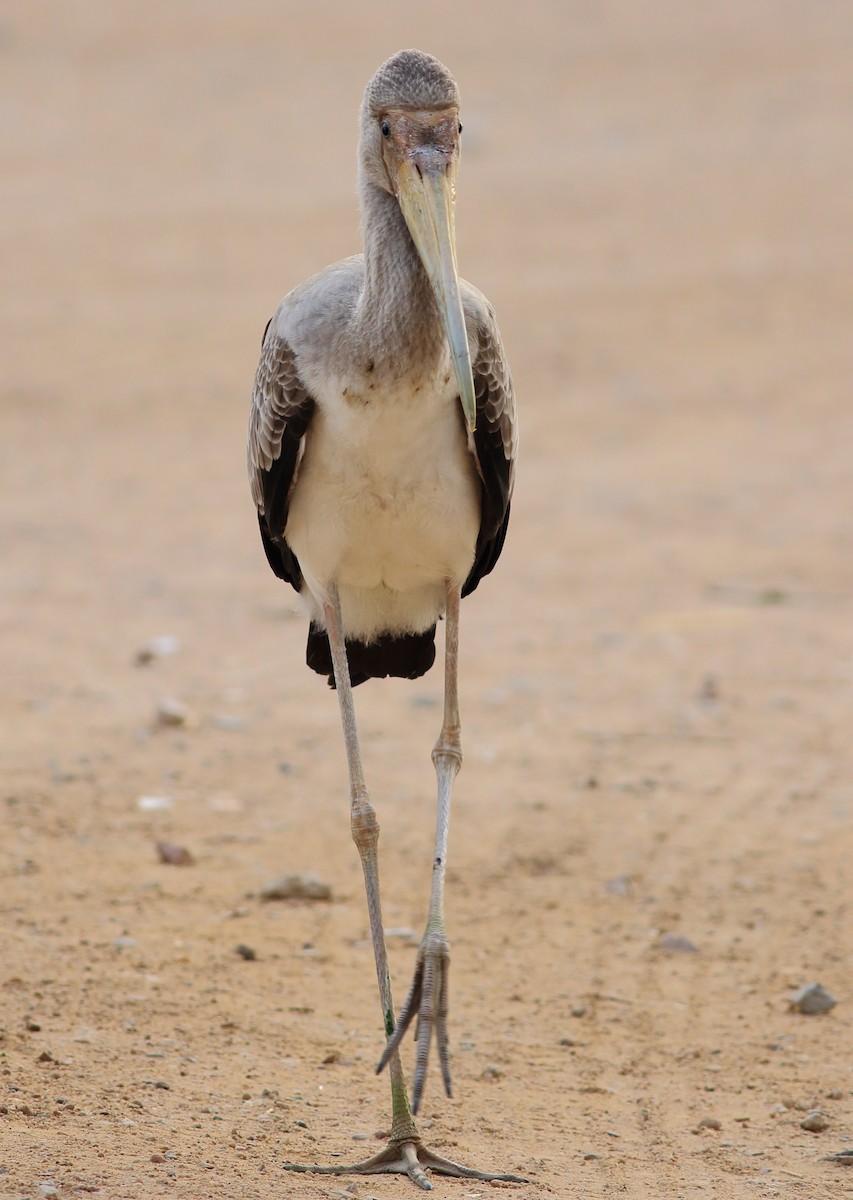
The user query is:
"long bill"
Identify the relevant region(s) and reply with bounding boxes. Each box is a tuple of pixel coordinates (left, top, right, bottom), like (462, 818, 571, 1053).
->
(396, 157, 477, 432)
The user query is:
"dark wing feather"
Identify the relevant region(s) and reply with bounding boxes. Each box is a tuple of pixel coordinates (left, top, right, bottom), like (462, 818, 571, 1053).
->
(462, 303, 517, 597)
(247, 324, 315, 592)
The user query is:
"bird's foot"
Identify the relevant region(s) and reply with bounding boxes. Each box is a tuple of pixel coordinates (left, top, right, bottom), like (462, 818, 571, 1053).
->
(281, 1136, 528, 1191)
(377, 927, 450, 1112)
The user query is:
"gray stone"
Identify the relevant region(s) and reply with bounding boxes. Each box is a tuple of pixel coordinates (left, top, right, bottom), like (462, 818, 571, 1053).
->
(789, 983, 837, 1015)
(824, 1149, 853, 1165)
(659, 932, 699, 954)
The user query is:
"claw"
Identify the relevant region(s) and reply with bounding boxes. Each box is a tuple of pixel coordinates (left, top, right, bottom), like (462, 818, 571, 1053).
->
(377, 929, 452, 1111)
(281, 1136, 529, 1188)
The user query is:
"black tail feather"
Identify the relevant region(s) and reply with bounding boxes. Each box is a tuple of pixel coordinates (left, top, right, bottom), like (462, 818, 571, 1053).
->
(306, 623, 437, 688)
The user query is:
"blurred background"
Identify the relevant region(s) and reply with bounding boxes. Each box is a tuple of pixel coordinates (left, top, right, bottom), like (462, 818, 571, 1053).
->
(3, 2, 851, 676)
(2, 2, 852, 1195)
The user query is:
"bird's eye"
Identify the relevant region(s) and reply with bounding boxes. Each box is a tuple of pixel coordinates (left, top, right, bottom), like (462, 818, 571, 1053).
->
(458, 121, 463, 134)
(380, 120, 391, 138)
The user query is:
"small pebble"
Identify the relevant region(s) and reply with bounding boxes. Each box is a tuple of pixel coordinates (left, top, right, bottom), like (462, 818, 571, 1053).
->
(37, 1184, 58, 1199)
(801, 1110, 830, 1132)
(137, 795, 172, 811)
(260, 872, 332, 902)
(155, 698, 191, 728)
(605, 875, 632, 896)
(235, 944, 257, 961)
(697, 1116, 722, 1130)
(571, 1005, 587, 1018)
(135, 635, 181, 665)
(789, 982, 837, 1015)
(481, 1064, 503, 1081)
(825, 1149, 853, 1165)
(826, 1089, 844, 1100)
(659, 932, 699, 954)
(156, 840, 194, 866)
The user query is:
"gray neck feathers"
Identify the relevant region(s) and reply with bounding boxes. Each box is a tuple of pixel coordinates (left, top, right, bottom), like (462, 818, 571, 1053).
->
(355, 181, 445, 373)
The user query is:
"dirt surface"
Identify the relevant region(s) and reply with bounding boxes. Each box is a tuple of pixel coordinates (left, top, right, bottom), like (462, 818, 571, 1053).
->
(2, 3, 853, 1197)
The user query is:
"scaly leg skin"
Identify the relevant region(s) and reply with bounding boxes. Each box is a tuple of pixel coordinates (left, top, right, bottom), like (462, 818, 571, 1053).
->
(282, 583, 527, 1190)
(378, 581, 461, 1113)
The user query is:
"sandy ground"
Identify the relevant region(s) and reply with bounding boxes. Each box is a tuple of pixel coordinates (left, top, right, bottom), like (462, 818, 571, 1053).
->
(2, 2, 853, 1197)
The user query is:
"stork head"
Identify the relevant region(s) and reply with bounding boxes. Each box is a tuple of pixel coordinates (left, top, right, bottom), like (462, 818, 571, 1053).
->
(360, 50, 475, 431)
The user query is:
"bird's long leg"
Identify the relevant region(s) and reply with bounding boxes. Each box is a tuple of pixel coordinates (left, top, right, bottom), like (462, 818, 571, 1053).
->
(324, 583, 418, 1146)
(378, 582, 460, 1111)
(282, 583, 526, 1190)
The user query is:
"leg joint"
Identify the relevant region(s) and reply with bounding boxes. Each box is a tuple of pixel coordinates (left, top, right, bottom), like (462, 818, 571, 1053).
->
(432, 722, 462, 766)
(351, 797, 379, 851)
(432, 742, 463, 771)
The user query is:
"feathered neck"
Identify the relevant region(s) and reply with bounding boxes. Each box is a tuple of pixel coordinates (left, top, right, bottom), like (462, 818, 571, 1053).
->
(354, 181, 446, 373)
